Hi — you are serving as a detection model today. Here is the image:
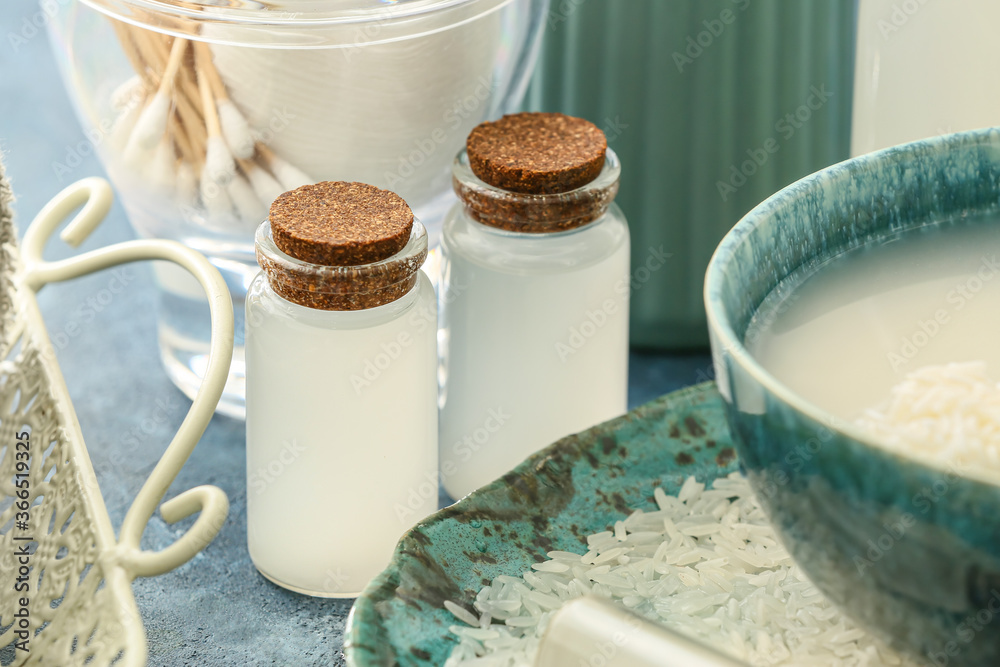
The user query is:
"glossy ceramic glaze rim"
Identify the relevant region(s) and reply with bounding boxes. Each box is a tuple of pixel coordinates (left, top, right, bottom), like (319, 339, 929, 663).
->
(704, 128, 1000, 490)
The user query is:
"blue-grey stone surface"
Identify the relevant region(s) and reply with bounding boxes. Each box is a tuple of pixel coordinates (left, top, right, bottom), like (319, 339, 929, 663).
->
(0, 2, 711, 663)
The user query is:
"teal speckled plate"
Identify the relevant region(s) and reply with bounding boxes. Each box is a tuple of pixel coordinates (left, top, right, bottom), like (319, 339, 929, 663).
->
(344, 382, 738, 666)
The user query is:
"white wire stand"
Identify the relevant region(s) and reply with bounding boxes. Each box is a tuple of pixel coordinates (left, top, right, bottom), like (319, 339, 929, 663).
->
(0, 176, 233, 667)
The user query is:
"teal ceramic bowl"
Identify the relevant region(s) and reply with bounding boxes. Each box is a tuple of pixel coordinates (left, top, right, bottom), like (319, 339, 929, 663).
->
(705, 128, 1000, 666)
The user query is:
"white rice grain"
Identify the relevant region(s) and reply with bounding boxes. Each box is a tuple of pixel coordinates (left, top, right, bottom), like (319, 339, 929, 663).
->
(444, 600, 480, 628)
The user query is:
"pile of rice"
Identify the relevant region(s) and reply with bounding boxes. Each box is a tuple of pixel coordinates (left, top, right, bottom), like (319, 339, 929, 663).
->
(443, 474, 918, 667)
(856, 361, 1000, 468)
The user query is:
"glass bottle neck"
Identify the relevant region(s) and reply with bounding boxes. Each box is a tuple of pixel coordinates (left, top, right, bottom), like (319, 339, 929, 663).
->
(451, 147, 621, 234)
(254, 219, 428, 311)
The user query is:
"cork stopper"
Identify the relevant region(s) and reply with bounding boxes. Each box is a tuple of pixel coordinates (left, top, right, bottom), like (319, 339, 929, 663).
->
(454, 114, 619, 233)
(466, 113, 607, 195)
(269, 181, 413, 266)
(257, 181, 427, 311)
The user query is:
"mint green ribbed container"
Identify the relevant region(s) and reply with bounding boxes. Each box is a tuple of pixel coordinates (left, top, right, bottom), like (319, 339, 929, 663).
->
(527, 0, 856, 349)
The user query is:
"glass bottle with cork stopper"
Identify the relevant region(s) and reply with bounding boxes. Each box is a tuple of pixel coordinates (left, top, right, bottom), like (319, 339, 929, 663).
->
(245, 181, 438, 597)
(439, 112, 631, 499)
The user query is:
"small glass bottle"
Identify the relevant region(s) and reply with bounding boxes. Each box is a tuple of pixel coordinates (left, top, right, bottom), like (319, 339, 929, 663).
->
(245, 181, 438, 597)
(439, 112, 631, 499)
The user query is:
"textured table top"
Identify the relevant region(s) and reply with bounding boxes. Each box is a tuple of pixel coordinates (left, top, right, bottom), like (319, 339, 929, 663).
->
(0, 2, 712, 663)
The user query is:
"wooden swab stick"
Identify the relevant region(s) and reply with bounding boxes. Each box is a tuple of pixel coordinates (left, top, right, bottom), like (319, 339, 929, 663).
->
(173, 43, 204, 118)
(168, 113, 197, 166)
(159, 35, 188, 92)
(170, 72, 208, 157)
(129, 24, 170, 88)
(200, 50, 229, 102)
(112, 21, 157, 88)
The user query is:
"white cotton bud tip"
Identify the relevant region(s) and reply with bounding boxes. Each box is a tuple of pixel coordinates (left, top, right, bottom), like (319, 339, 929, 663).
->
(245, 164, 286, 206)
(111, 75, 146, 112)
(269, 155, 313, 191)
(200, 168, 234, 218)
(227, 173, 266, 224)
(147, 139, 175, 192)
(130, 92, 170, 151)
(176, 161, 198, 207)
(218, 100, 255, 160)
(122, 129, 155, 171)
(205, 135, 235, 186)
(110, 102, 143, 153)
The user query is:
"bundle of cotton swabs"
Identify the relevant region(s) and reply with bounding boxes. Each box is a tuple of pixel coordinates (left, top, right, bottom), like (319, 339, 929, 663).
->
(108, 21, 313, 225)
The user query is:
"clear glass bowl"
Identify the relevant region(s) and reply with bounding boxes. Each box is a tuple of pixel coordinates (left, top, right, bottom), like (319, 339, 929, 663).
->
(47, 0, 547, 418)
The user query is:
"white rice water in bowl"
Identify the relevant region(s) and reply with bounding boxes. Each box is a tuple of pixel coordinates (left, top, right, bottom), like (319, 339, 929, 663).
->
(744, 214, 1000, 475)
(744, 216, 1000, 424)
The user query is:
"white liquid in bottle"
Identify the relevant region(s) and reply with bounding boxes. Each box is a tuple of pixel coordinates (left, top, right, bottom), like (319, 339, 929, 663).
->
(246, 272, 437, 596)
(439, 216, 630, 497)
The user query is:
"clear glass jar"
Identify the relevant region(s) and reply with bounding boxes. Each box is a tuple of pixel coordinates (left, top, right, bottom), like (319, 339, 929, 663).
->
(47, 0, 547, 418)
(245, 220, 437, 597)
(439, 149, 630, 499)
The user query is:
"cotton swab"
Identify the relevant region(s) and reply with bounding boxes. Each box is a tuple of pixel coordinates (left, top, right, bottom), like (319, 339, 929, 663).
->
(196, 42, 236, 186)
(109, 98, 144, 153)
(218, 101, 255, 160)
(205, 135, 235, 187)
(128, 37, 187, 152)
(147, 136, 176, 192)
(111, 75, 146, 112)
(258, 144, 313, 191)
(240, 158, 285, 206)
(196, 45, 255, 160)
(200, 167, 234, 218)
(227, 172, 266, 225)
(122, 122, 157, 169)
(176, 161, 198, 208)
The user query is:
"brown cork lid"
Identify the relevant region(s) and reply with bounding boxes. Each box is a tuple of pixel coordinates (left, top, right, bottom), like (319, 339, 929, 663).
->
(466, 112, 607, 195)
(269, 181, 413, 266)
